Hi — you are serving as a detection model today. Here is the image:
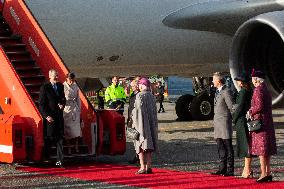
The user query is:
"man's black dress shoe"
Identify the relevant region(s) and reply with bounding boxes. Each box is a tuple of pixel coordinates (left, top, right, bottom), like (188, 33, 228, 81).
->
(256, 175, 273, 183)
(211, 170, 226, 175)
(55, 161, 63, 168)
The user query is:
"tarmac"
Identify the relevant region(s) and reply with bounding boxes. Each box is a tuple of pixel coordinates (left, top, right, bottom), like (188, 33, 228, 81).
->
(0, 102, 284, 188)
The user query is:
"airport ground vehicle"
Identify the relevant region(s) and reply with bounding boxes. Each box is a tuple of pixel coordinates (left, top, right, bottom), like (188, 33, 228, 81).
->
(0, 0, 125, 163)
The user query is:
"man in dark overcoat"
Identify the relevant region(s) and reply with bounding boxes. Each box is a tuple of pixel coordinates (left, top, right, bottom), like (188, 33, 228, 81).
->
(39, 69, 66, 167)
(212, 72, 234, 176)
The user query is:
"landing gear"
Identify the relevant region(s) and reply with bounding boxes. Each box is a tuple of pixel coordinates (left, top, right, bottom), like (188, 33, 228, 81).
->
(175, 94, 193, 121)
(175, 77, 214, 121)
(190, 92, 213, 120)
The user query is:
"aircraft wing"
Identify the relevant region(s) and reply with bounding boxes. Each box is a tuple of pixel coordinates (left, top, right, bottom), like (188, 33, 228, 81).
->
(163, 0, 284, 35)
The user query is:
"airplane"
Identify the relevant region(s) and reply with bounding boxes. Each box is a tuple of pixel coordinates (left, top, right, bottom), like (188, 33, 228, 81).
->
(23, 0, 284, 120)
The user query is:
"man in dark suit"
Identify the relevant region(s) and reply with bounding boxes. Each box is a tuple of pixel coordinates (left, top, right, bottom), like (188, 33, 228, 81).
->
(39, 69, 66, 167)
(212, 72, 234, 176)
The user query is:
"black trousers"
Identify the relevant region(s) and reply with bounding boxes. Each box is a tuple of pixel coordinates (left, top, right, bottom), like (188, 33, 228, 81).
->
(44, 137, 64, 162)
(97, 96, 104, 109)
(158, 96, 164, 112)
(216, 138, 234, 173)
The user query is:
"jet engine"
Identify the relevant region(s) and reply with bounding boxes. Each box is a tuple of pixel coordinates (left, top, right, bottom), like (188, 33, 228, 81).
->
(230, 11, 284, 106)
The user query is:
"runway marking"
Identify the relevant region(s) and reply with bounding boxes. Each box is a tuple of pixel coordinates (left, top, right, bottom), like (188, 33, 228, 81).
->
(18, 163, 284, 189)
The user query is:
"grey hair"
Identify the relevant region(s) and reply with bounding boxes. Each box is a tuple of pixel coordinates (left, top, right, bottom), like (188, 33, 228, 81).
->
(213, 72, 225, 84)
(49, 69, 57, 77)
(252, 77, 264, 83)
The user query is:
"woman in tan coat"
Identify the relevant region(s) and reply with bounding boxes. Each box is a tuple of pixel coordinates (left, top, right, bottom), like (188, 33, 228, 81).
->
(63, 73, 82, 154)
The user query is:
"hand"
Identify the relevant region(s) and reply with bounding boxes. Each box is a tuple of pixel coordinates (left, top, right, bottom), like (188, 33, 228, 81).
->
(58, 104, 64, 109)
(246, 111, 251, 120)
(115, 104, 121, 111)
(46, 116, 54, 123)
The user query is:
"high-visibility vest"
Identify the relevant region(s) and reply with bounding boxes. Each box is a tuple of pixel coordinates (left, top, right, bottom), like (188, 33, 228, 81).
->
(98, 90, 104, 97)
(105, 84, 126, 104)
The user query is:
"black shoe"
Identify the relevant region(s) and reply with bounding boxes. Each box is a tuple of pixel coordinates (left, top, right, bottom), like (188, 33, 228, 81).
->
(146, 168, 153, 174)
(223, 172, 234, 177)
(211, 170, 226, 175)
(256, 175, 273, 183)
(55, 161, 63, 168)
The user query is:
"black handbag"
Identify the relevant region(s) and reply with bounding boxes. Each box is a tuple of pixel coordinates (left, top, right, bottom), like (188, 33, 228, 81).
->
(126, 127, 140, 140)
(247, 119, 262, 132)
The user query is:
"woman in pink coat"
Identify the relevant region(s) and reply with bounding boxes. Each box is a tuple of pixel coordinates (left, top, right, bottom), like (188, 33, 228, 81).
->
(247, 69, 277, 183)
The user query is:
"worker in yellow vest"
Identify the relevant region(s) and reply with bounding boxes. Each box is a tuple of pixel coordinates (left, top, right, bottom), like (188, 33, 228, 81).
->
(97, 86, 105, 109)
(105, 76, 126, 115)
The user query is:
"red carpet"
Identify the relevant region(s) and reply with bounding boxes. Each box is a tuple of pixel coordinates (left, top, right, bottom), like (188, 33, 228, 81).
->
(18, 164, 284, 189)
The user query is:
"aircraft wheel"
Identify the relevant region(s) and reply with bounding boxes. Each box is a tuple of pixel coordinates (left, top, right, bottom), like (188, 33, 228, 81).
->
(175, 94, 194, 121)
(190, 93, 214, 121)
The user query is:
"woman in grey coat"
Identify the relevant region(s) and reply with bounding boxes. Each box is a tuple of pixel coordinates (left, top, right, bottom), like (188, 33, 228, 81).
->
(132, 78, 158, 174)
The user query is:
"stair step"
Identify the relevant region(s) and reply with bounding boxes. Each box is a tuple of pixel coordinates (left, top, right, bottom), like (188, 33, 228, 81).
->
(6, 51, 29, 55)
(6, 51, 31, 60)
(0, 23, 10, 30)
(49, 145, 89, 157)
(0, 30, 11, 37)
(20, 74, 45, 79)
(15, 66, 40, 72)
(3, 44, 26, 51)
(30, 91, 40, 96)
(16, 68, 42, 77)
(32, 96, 39, 101)
(24, 83, 42, 88)
(22, 79, 45, 86)
(10, 34, 22, 40)
(11, 59, 35, 66)
(0, 36, 21, 44)
(50, 153, 91, 159)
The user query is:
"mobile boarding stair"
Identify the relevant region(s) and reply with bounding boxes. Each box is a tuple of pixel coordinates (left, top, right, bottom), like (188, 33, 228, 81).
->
(0, 0, 125, 163)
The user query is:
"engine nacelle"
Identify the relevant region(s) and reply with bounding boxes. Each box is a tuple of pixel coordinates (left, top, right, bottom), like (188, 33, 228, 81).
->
(230, 11, 284, 106)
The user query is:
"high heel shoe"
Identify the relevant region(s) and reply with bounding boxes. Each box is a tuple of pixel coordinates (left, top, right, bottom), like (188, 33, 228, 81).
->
(242, 170, 253, 179)
(256, 175, 273, 183)
(135, 169, 147, 174)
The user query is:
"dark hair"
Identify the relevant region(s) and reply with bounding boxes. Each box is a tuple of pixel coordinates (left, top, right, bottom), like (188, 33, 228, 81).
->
(66, 72, 75, 79)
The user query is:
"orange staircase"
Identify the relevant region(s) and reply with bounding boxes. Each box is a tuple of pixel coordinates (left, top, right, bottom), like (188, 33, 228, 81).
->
(0, 21, 45, 106)
(0, 0, 125, 163)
